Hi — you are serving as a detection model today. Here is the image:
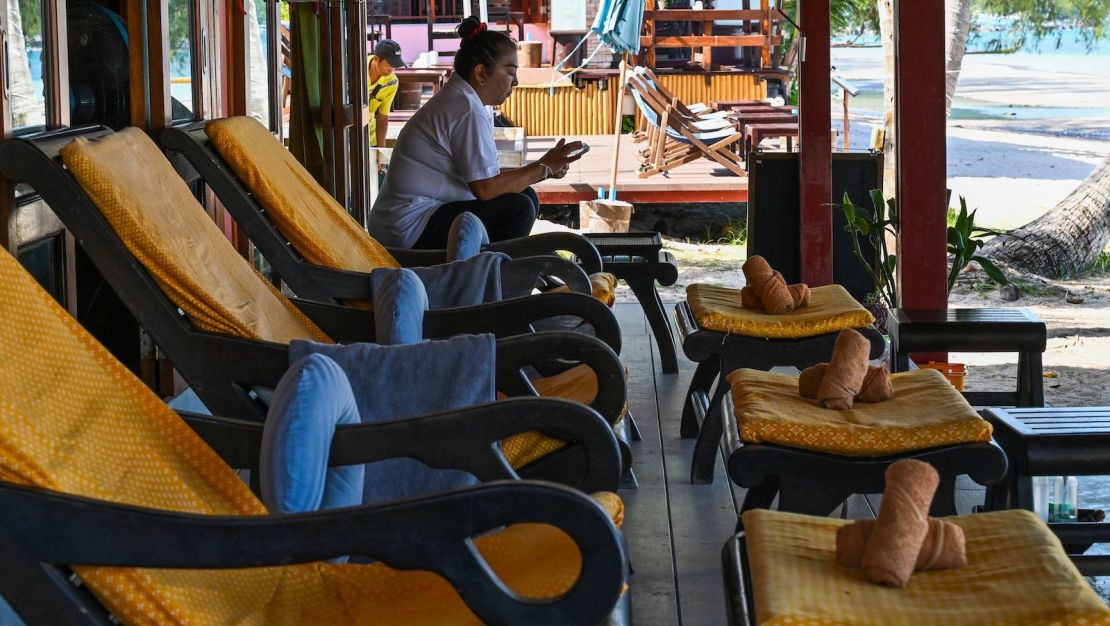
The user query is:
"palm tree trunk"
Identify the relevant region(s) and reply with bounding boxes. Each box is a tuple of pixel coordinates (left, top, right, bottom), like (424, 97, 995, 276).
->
(878, 0, 896, 196)
(981, 154, 1110, 277)
(879, 0, 971, 194)
(944, 0, 973, 117)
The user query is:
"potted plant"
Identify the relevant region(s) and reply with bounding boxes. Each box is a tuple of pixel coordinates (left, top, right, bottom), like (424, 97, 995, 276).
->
(839, 189, 898, 329)
(838, 190, 1009, 329)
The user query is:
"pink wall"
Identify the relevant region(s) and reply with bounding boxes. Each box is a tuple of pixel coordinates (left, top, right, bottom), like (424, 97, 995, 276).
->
(375, 23, 553, 65)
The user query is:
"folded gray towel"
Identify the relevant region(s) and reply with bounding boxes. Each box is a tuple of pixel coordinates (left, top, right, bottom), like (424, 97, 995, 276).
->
(404, 251, 508, 309)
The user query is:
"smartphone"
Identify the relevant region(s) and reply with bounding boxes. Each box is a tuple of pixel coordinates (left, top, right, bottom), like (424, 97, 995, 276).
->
(567, 143, 591, 159)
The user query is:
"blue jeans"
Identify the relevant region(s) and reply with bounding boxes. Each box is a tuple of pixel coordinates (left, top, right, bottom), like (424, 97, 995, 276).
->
(413, 187, 539, 249)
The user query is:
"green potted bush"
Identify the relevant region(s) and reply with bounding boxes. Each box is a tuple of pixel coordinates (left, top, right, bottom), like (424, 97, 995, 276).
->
(838, 190, 1009, 331)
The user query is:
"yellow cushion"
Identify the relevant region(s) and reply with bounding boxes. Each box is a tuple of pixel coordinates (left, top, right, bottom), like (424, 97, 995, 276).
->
(728, 368, 992, 456)
(687, 283, 874, 338)
(590, 272, 618, 307)
(59, 128, 330, 345)
(0, 247, 623, 625)
(206, 116, 400, 273)
(500, 364, 627, 468)
(742, 508, 1110, 626)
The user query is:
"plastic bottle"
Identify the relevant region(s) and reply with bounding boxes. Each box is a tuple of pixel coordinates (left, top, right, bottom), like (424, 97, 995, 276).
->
(1058, 475, 1079, 522)
(1049, 476, 1061, 522)
(608, 187, 617, 201)
(1032, 476, 1051, 521)
(597, 187, 605, 200)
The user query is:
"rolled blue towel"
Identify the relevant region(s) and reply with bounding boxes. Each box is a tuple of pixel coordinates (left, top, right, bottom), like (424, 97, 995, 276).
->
(261, 353, 365, 514)
(446, 211, 489, 261)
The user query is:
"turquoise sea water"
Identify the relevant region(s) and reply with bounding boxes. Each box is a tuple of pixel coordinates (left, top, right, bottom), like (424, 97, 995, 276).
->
(831, 27, 1110, 130)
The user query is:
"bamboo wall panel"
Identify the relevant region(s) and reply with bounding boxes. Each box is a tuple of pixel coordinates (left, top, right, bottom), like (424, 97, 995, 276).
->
(498, 81, 619, 136)
(499, 73, 765, 136)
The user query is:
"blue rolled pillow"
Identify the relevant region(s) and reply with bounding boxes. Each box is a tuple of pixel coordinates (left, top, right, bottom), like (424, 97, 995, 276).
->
(260, 353, 364, 514)
(370, 267, 428, 345)
(446, 211, 489, 261)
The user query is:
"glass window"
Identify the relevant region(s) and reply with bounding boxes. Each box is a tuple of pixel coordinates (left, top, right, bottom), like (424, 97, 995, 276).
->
(9, 0, 48, 132)
(168, 0, 195, 121)
(245, 0, 272, 125)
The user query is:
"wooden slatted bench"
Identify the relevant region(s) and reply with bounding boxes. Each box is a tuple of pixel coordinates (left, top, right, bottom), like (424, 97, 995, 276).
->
(984, 406, 1110, 575)
(889, 307, 1047, 407)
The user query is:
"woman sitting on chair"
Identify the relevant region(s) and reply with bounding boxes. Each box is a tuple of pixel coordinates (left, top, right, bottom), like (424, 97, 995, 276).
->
(369, 16, 585, 249)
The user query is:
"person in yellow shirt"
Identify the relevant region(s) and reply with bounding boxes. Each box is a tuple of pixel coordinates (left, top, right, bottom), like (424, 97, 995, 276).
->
(368, 39, 404, 147)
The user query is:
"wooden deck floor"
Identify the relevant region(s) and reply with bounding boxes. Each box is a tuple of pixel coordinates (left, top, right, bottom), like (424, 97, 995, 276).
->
(613, 299, 989, 625)
(529, 135, 748, 205)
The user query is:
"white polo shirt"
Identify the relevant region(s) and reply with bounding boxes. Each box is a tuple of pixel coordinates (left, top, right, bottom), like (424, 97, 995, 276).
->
(369, 75, 501, 248)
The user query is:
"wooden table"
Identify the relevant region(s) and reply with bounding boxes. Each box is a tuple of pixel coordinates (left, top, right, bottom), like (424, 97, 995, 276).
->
(711, 99, 766, 110)
(393, 68, 449, 94)
(889, 307, 1046, 407)
(583, 232, 680, 374)
(984, 406, 1110, 574)
(743, 122, 799, 158)
(731, 112, 797, 126)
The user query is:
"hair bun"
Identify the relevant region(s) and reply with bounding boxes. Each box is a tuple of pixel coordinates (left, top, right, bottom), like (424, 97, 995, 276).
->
(457, 15, 483, 41)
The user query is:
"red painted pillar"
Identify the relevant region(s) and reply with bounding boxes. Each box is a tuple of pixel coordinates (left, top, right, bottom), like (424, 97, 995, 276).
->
(894, 1, 948, 311)
(797, 0, 833, 286)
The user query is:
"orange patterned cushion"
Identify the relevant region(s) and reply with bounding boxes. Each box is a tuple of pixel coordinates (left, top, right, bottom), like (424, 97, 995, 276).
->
(207, 116, 400, 272)
(688, 283, 874, 338)
(729, 368, 992, 456)
(59, 128, 329, 345)
(744, 509, 1110, 626)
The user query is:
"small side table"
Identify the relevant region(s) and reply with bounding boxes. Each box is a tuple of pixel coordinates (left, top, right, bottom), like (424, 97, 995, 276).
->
(583, 232, 680, 374)
(985, 407, 1110, 574)
(889, 307, 1047, 407)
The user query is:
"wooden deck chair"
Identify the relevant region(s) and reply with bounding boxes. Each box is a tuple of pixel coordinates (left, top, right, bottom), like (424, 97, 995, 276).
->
(634, 67, 731, 122)
(725, 509, 1110, 625)
(628, 75, 747, 179)
(630, 67, 730, 141)
(160, 117, 620, 309)
(0, 245, 629, 625)
(0, 125, 635, 486)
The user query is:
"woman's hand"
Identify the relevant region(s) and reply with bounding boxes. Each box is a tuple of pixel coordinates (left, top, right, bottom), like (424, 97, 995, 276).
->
(537, 138, 585, 179)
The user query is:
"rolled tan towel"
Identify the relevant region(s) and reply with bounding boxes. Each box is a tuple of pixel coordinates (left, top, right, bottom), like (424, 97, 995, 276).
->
(856, 365, 894, 403)
(788, 283, 811, 308)
(742, 256, 794, 315)
(836, 517, 966, 570)
(740, 285, 763, 310)
(798, 363, 828, 399)
(861, 460, 940, 587)
(816, 329, 871, 410)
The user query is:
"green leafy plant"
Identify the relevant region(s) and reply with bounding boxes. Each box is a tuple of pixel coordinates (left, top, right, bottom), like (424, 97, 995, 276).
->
(839, 189, 899, 309)
(839, 190, 1008, 310)
(946, 196, 1008, 292)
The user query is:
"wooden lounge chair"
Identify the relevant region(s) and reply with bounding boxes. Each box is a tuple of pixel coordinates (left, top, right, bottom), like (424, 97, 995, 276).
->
(0, 245, 629, 624)
(160, 117, 617, 307)
(724, 509, 1110, 625)
(0, 125, 634, 486)
(723, 368, 1006, 519)
(628, 75, 747, 179)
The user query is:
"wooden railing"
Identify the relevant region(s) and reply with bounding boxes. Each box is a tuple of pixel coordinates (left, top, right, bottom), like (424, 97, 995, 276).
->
(640, 2, 786, 70)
